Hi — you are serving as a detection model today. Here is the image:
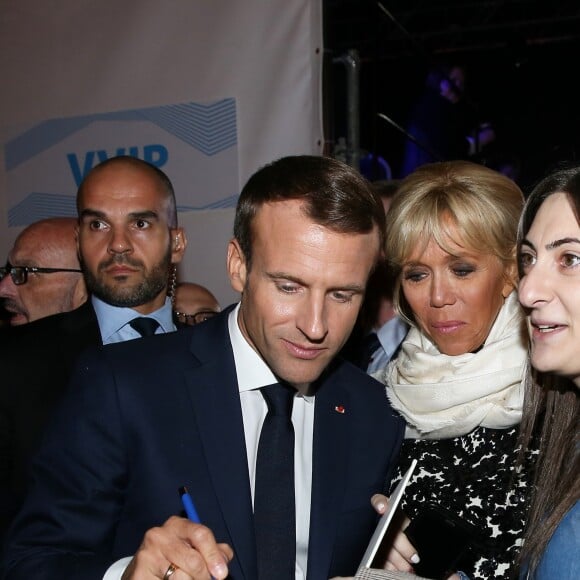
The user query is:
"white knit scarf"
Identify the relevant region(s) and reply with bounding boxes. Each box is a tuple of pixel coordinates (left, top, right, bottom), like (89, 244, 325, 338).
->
(372, 291, 527, 439)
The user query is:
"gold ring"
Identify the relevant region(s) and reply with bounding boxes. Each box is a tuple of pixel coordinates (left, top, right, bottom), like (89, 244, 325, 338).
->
(163, 562, 178, 579)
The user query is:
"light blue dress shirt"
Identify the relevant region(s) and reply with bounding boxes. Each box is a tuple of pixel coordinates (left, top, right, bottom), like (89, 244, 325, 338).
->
(92, 295, 177, 344)
(366, 316, 409, 375)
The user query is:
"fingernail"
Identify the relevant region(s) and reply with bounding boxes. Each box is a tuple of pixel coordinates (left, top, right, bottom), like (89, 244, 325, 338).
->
(411, 553, 420, 564)
(377, 502, 386, 512)
(212, 562, 228, 578)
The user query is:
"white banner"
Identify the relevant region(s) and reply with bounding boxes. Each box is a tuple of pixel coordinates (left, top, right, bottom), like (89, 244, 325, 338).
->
(5, 99, 239, 226)
(0, 0, 323, 305)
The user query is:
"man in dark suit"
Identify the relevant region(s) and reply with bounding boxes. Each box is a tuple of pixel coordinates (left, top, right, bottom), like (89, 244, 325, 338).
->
(2, 155, 404, 580)
(0, 156, 188, 539)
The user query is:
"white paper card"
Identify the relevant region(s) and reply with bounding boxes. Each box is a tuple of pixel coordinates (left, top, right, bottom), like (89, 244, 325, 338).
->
(358, 459, 418, 571)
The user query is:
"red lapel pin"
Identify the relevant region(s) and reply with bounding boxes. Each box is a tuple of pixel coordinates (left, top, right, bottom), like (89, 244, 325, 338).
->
(334, 405, 345, 414)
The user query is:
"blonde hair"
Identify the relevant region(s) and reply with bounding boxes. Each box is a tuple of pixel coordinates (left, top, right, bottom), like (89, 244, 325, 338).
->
(385, 160, 524, 323)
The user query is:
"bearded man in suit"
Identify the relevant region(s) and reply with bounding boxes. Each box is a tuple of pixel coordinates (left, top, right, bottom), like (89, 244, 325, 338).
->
(0, 156, 187, 538)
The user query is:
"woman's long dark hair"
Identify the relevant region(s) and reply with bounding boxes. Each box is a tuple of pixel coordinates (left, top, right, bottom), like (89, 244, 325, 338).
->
(516, 166, 580, 574)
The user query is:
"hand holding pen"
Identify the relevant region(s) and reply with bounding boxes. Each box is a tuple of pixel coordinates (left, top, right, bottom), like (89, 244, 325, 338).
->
(120, 487, 232, 579)
(176, 486, 217, 580)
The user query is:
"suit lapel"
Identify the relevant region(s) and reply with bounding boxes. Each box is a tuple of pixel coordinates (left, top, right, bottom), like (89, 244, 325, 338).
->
(183, 311, 257, 579)
(307, 371, 351, 579)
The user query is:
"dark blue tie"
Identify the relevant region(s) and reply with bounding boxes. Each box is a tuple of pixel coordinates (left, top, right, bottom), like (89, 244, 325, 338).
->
(254, 383, 296, 580)
(129, 317, 159, 337)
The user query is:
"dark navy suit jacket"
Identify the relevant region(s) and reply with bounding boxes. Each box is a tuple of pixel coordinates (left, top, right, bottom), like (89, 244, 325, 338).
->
(2, 306, 404, 579)
(0, 300, 102, 539)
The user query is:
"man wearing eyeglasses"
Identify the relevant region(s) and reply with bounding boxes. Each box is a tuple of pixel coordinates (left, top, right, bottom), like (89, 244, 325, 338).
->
(0, 217, 87, 326)
(173, 281, 221, 326)
(0, 156, 188, 540)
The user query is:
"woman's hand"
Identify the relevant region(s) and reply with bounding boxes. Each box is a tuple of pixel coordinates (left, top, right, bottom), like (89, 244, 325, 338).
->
(370, 494, 419, 573)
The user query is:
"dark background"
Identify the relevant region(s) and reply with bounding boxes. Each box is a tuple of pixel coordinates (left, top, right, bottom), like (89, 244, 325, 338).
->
(323, 0, 580, 193)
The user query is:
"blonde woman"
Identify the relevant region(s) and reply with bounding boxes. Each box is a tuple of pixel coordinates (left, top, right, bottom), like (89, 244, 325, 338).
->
(373, 161, 535, 580)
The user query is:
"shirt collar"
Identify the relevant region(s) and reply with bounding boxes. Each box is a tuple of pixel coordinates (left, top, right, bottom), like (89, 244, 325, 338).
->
(228, 303, 277, 393)
(227, 303, 315, 403)
(92, 295, 176, 342)
(375, 316, 409, 352)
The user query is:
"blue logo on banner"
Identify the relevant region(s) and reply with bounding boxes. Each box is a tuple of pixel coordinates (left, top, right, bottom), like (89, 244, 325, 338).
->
(4, 99, 239, 226)
(67, 145, 169, 187)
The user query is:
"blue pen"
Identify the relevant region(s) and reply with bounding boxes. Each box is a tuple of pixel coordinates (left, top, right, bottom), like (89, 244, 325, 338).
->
(179, 485, 201, 523)
(179, 487, 217, 579)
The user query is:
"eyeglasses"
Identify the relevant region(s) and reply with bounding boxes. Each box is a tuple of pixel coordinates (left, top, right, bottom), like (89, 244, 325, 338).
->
(174, 309, 219, 325)
(0, 262, 83, 286)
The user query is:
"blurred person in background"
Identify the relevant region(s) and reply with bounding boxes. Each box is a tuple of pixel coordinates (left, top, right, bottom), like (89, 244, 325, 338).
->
(400, 62, 495, 178)
(0, 217, 86, 326)
(342, 179, 408, 372)
(173, 281, 220, 326)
